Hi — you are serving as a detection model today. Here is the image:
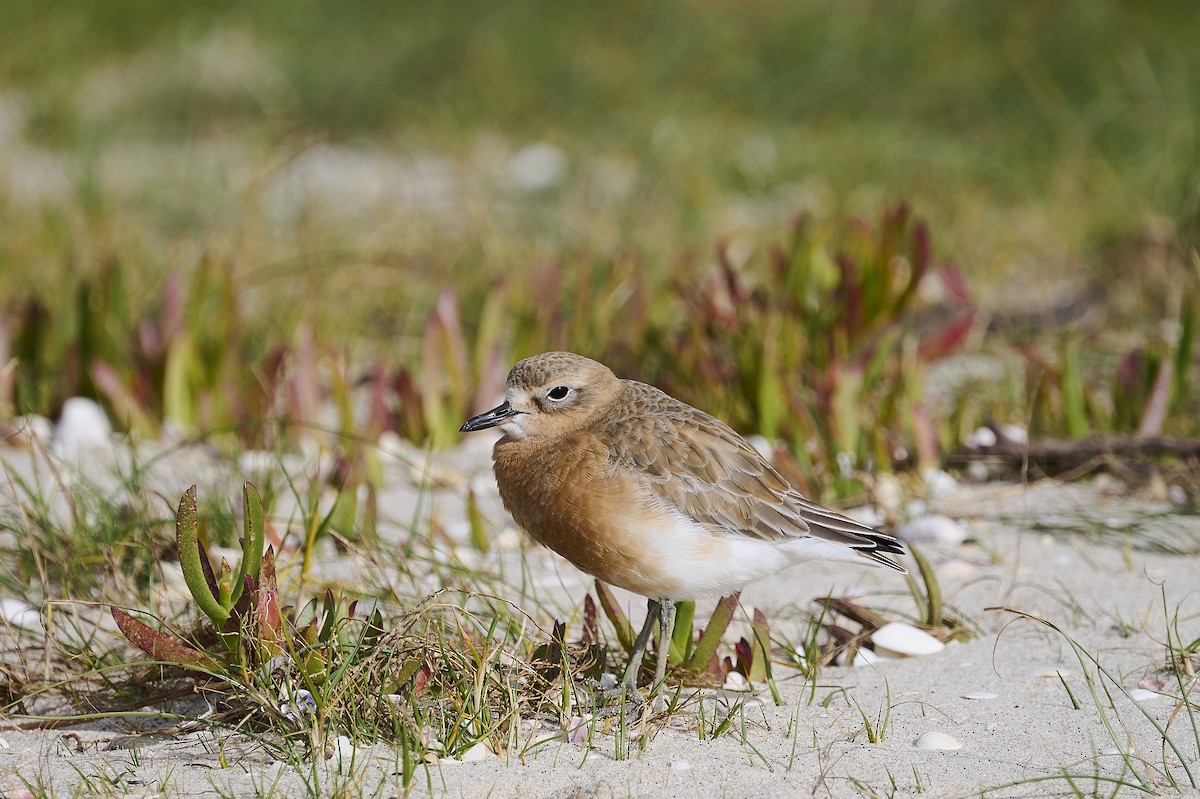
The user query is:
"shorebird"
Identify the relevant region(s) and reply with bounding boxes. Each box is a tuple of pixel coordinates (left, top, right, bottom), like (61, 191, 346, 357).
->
(461, 352, 905, 708)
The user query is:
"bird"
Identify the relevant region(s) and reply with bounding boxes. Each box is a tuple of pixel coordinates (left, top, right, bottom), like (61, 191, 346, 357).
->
(460, 351, 905, 710)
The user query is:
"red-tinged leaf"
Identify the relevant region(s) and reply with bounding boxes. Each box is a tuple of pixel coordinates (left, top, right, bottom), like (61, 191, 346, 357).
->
(734, 637, 753, 675)
(138, 319, 162, 361)
(909, 221, 931, 281)
(877, 204, 910, 284)
(721, 655, 734, 677)
(769, 243, 788, 282)
(256, 547, 283, 646)
(912, 402, 940, 467)
(836, 255, 861, 338)
(393, 367, 424, 439)
(717, 244, 745, 307)
(471, 343, 508, 417)
(938, 264, 971, 304)
(683, 592, 739, 672)
(1116, 348, 1145, 390)
(434, 287, 470, 383)
(594, 580, 635, 653)
(88, 361, 156, 438)
(1137, 358, 1172, 436)
(823, 623, 857, 648)
(749, 609, 770, 683)
(581, 594, 598, 647)
(414, 664, 430, 694)
(160, 270, 184, 347)
(816, 597, 889, 630)
(111, 608, 215, 671)
(917, 314, 975, 362)
(291, 327, 320, 428)
(363, 362, 391, 439)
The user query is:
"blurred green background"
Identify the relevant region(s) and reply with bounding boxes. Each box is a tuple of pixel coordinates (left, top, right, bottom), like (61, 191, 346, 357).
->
(2, 0, 1198, 494)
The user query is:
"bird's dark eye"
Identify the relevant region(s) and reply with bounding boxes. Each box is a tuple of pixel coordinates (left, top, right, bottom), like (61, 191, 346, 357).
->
(547, 386, 570, 401)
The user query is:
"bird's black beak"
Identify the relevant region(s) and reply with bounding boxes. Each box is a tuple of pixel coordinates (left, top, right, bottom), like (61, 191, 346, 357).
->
(460, 400, 520, 433)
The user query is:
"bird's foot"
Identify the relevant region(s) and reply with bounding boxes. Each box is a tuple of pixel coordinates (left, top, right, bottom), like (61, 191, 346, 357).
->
(593, 679, 648, 722)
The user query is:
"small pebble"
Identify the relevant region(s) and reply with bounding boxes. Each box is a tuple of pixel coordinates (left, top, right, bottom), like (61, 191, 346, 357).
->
(1128, 688, 1163, 703)
(0, 599, 42, 631)
(914, 731, 963, 751)
(833, 647, 878, 668)
(669, 759, 692, 772)
(999, 424, 1027, 444)
(966, 427, 997, 448)
(722, 671, 751, 692)
(53, 397, 112, 457)
(961, 690, 998, 701)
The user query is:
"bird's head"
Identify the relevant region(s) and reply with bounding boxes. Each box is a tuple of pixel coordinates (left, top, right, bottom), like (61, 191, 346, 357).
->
(460, 352, 621, 442)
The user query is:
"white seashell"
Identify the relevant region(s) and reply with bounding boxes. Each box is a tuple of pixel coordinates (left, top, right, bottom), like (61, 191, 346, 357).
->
(669, 759, 692, 772)
(11, 415, 53, 447)
(53, 397, 112, 457)
(330, 735, 357, 769)
(846, 505, 885, 529)
(833, 647, 879, 668)
(914, 731, 962, 751)
(1128, 688, 1164, 702)
(872, 622, 945, 658)
(919, 468, 958, 498)
(966, 427, 997, 449)
(458, 742, 495, 762)
(564, 716, 590, 745)
(1138, 676, 1168, 692)
(961, 690, 998, 701)
(237, 450, 279, 474)
(0, 599, 42, 632)
(873, 473, 903, 520)
(937, 559, 977, 580)
(506, 143, 567, 191)
(999, 424, 1028, 444)
(898, 515, 968, 546)
(722, 671, 751, 692)
(966, 461, 990, 482)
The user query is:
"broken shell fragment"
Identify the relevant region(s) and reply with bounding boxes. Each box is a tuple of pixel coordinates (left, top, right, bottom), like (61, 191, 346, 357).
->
(871, 622, 946, 657)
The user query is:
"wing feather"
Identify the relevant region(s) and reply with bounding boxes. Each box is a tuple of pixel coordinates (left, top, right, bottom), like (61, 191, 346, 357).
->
(601, 381, 905, 571)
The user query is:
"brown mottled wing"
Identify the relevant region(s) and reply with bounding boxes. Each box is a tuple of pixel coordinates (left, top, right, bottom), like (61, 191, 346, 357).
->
(603, 381, 905, 570)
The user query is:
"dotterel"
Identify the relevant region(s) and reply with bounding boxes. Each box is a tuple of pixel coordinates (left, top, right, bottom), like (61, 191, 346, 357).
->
(461, 351, 905, 708)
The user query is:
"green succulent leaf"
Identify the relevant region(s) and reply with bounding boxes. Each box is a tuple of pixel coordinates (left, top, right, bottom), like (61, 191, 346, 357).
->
(175, 485, 230, 627)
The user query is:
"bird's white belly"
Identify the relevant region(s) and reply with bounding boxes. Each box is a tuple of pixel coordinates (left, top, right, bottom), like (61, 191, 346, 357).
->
(639, 510, 878, 600)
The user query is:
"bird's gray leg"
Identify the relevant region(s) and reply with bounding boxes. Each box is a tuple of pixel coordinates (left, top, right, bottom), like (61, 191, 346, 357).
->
(622, 598, 660, 696)
(650, 598, 675, 711)
(598, 598, 659, 714)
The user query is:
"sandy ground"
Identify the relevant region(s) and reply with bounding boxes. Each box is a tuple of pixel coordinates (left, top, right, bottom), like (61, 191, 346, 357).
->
(1, 433, 1198, 798)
